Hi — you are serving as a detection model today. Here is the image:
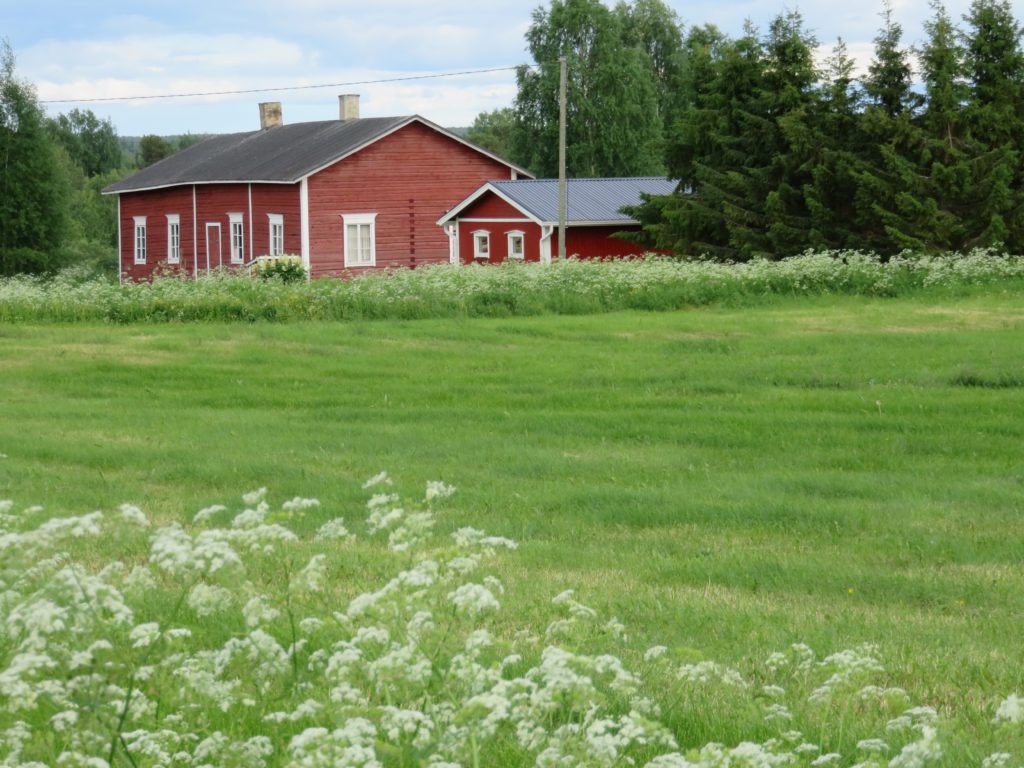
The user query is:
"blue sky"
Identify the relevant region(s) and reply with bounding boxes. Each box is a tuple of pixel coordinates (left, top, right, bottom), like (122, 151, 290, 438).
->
(5, 0, 1010, 136)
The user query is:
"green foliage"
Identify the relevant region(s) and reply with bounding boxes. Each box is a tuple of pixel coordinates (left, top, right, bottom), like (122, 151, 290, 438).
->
(0, 38, 68, 272)
(254, 255, 306, 283)
(47, 107, 121, 177)
(465, 107, 516, 159)
(513, 0, 665, 177)
(1, 252, 1022, 324)
(138, 133, 172, 166)
(632, 0, 1024, 257)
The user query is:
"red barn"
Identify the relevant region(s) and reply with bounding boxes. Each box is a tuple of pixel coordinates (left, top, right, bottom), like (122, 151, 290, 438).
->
(436, 177, 676, 264)
(103, 97, 531, 281)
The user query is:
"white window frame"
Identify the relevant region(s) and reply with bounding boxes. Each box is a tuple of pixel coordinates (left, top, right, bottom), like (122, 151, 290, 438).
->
(133, 216, 147, 264)
(343, 213, 377, 268)
(472, 230, 491, 260)
(506, 230, 525, 260)
(268, 213, 284, 256)
(166, 214, 181, 264)
(228, 213, 244, 264)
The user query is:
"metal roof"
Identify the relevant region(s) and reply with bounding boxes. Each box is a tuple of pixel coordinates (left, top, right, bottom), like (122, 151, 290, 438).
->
(103, 116, 531, 194)
(488, 177, 678, 224)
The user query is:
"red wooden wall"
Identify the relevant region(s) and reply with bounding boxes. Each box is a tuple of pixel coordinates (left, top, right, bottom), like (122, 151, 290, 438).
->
(306, 121, 515, 277)
(118, 184, 300, 281)
(452, 190, 646, 265)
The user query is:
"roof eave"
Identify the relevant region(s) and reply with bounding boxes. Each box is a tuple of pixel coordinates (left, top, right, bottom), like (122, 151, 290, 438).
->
(101, 179, 298, 195)
(436, 182, 545, 227)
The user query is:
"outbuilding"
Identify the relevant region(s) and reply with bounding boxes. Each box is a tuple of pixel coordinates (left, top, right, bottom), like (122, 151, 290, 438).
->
(103, 96, 531, 281)
(437, 177, 676, 264)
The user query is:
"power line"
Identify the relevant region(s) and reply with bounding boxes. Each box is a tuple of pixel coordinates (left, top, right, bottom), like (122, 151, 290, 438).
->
(40, 64, 533, 104)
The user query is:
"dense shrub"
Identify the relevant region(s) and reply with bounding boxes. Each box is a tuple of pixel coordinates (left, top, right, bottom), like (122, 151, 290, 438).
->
(0, 250, 1022, 324)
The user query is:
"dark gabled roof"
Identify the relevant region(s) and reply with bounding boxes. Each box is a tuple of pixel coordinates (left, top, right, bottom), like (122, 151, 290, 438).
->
(441, 177, 678, 225)
(104, 115, 532, 194)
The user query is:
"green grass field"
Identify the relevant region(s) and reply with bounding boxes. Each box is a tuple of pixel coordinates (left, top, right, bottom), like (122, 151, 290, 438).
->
(2, 287, 1023, 764)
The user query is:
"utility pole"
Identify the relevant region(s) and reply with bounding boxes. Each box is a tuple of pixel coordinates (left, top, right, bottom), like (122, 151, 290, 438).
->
(558, 56, 567, 261)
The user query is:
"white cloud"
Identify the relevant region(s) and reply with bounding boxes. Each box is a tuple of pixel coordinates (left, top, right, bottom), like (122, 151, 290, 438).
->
(9, 0, 994, 135)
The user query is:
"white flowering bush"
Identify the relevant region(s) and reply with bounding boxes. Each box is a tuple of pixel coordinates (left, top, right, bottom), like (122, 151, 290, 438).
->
(0, 486, 1020, 767)
(0, 249, 1022, 323)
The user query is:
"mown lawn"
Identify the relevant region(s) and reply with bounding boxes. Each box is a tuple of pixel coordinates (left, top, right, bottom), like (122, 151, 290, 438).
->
(1, 288, 1023, 753)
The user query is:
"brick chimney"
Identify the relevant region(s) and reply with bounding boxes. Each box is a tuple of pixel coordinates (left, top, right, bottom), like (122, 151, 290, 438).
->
(339, 94, 360, 121)
(259, 102, 283, 129)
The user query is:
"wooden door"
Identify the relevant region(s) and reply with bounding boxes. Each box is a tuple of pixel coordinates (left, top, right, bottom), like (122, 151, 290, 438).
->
(205, 223, 222, 273)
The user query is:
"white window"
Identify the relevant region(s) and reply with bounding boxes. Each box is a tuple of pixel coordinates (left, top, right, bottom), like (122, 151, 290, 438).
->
(166, 214, 181, 264)
(229, 213, 244, 264)
(343, 213, 377, 267)
(133, 216, 147, 264)
(507, 230, 525, 260)
(268, 213, 284, 256)
(472, 230, 490, 260)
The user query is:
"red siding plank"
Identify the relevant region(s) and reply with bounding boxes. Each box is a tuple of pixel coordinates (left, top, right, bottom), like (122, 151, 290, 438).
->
(307, 121, 513, 277)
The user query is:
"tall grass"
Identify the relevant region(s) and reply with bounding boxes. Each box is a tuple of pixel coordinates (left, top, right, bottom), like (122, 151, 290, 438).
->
(1, 250, 1023, 323)
(2, 480, 1021, 767)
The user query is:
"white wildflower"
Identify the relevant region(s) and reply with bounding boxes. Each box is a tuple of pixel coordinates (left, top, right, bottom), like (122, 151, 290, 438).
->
(982, 753, 1014, 768)
(447, 583, 500, 616)
(50, 710, 79, 732)
(242, 487, 268, 505)
(315, 517, 352, 541)
(187, 583, 233, 617)
(283, 496, 320, 512)
(243, 595, 281, 628)
(644, 646, 668, 662)
(857, 739, 890, 753)
(294, 554, 328, 593)
(995, 694, 1024, 725)
(424, 480, 456, 502)
(118, 503, 149, 527)
(888, 725, 942, 767)
(362, 471, 392, 489)
(811, 754, 841, 766)
(193, 504, 227, 524)
(124, 565, 157, 591)
(367, 492, 400, 509)
(129, 622, 162, 648)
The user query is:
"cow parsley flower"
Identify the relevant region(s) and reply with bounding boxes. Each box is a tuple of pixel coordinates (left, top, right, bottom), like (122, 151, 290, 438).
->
(118, 503, 150, 527)
(129, 622, 162, 648)
(193, 504, 227, 525)
(447, 583, 500, 616)
(314, 517, 352, 541)
(187, 583, 233, 617)
(362, 471, 392, 489)
(424, 480, 456, 502)
(242, 487, 268, 505)
(995, 694, 1024, 725)
(283, 496, 320, 512)
(982, 753, 1014, 768)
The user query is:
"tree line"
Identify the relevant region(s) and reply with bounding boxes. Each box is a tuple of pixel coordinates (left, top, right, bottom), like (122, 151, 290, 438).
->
(468, 0, 1024, 258)
(0, 39, 201, 275)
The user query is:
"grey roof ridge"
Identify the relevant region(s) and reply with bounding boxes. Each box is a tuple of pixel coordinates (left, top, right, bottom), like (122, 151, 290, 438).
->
(103, 114, 533, 195)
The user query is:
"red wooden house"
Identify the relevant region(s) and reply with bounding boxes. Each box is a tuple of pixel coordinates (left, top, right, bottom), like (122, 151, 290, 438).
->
(103, 96, 531, 281)
(436, 177, 676, 264)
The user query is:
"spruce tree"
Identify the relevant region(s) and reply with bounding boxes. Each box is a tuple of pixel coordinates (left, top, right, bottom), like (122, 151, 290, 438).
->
(854, 3, 929, 253)
(804, 39, 863, 249)
(916, 0, 970, 250)
(960, 0, 1024, 248)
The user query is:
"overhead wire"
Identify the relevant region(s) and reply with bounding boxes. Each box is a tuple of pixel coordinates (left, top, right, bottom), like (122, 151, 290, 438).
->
(39, 64, 536, 104)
